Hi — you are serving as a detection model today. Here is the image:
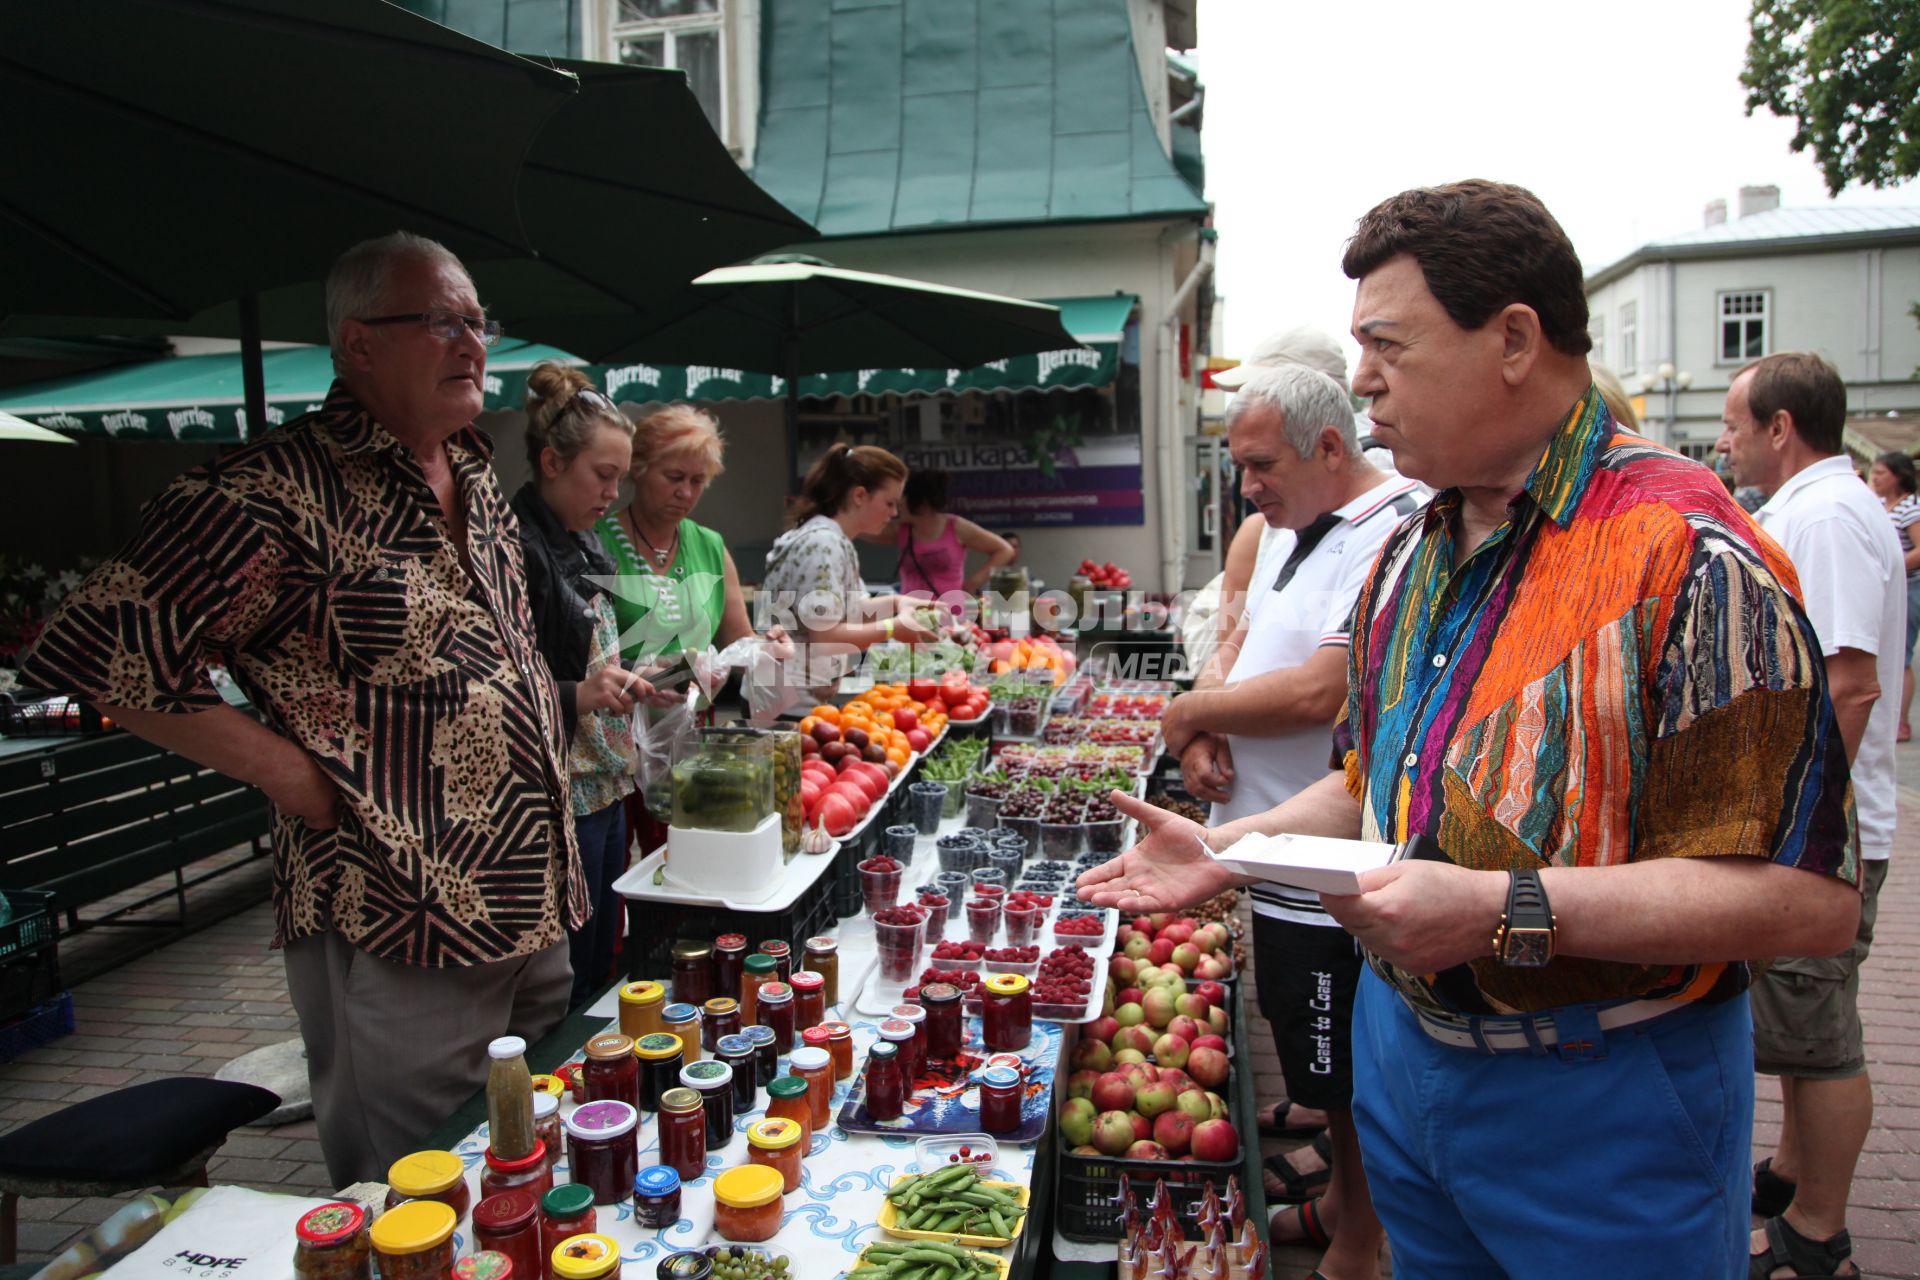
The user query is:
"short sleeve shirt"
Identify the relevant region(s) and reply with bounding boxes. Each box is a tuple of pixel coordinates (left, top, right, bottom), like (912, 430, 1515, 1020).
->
(1333, 386, 1857, 1017)
(1888, 494, 1920, 575)
(19, 384, 584, 967)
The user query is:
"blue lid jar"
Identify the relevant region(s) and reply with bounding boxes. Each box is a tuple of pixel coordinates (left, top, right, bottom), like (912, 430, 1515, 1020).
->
(632, 1164, 683, 1230)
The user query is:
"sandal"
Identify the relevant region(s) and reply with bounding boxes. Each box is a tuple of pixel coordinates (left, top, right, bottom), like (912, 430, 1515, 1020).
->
(1258, 1097, 1329, 1138)
(1753, 1157, 1797, 1219)
(1269, 1197, 1330, 1248)
(1263, 1132, 1332, 1203)
(1749, 1216, 1855, 1278)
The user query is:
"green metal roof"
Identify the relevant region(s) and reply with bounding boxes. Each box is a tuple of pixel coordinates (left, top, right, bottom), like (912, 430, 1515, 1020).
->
(751, 0, 1207, 237)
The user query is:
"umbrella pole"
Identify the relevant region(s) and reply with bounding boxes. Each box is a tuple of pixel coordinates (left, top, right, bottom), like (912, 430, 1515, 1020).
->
(783, 284, 801, 492)
(240, 293, 266, 441)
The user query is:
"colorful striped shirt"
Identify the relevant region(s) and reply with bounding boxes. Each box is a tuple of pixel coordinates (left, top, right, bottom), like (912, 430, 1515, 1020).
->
(1333, 386, 1858, 1016)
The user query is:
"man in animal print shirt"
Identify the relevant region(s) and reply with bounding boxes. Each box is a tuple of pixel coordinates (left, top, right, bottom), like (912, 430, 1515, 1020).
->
(21, 233, 626, 1184)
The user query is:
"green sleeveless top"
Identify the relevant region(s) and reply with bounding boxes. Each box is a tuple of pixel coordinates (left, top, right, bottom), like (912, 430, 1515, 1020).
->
(594, 515, 729, 661)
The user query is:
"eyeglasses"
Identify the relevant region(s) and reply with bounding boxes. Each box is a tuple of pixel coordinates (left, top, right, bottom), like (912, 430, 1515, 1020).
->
(358, 310, 504, 347)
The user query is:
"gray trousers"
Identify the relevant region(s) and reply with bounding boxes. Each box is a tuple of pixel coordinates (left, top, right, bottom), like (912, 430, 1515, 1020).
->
(284, 932, 572, 1187)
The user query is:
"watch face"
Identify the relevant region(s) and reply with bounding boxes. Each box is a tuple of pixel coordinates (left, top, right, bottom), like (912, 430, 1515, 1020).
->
(1503, 928, 1553, 968)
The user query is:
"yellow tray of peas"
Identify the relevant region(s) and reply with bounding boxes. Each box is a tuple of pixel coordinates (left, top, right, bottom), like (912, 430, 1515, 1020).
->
(874, 1164, 1031, 1249)
(844, 1242, 1009, 1280)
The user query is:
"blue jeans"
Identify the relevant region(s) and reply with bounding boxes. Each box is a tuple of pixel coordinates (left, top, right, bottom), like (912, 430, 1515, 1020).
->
(1351, 969, 1753, 1279)
(567, 800, 628, 1007)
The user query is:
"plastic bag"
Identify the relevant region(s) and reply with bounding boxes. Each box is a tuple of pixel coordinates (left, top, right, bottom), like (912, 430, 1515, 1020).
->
(694, 633, 809, 723)
(632, 684, 700, 815)
(631, 636, 806, 806)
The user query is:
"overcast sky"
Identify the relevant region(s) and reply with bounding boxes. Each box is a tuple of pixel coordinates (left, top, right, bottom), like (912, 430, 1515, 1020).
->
(1196, 0, 1920, 364)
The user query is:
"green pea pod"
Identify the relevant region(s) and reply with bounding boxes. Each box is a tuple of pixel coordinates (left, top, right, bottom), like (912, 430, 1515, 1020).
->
(987, 1207, 1010, 1239)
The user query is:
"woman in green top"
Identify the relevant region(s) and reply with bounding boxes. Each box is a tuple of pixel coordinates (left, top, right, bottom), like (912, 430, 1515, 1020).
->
(596, 404, 760, 663)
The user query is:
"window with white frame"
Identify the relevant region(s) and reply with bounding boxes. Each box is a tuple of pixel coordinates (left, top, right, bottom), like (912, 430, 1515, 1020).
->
(1618, 301, 1637, 375)
(609, 0, 725, 134)
(1590, 313, 1606, 366)
(1718, 290, 1771, 364)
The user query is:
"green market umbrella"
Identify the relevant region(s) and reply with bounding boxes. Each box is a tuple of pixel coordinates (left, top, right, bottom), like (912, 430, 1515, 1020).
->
(0, 412, 74, 446)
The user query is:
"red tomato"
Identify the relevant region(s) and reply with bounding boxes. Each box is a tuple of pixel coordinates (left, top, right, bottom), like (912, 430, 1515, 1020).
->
(906, 727, 931, 752)
(817, 792, 859, 836)
(892, 708, 918, 732)
(907, 679, 939, 703)
(846, 769, 888, 804)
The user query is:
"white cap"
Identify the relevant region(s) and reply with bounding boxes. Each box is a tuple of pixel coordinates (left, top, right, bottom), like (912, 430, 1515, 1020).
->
(488, 1035, 527, 1060)
(1212, 326, 1350, 393)
(532, 1092, 559, 1118)
(789, 1046, 832, 1071)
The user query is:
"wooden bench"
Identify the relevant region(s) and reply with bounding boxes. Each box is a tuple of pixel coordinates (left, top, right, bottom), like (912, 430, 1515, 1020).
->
(0, 732, 269, 932)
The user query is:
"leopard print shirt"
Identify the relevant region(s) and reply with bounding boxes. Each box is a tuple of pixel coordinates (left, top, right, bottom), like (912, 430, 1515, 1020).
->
(20, 383, 586, 966)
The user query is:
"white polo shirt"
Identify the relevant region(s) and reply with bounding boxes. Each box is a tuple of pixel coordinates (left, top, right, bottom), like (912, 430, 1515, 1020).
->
(1211, 475, 1425, 922)
(1755, 455, 1904, 860)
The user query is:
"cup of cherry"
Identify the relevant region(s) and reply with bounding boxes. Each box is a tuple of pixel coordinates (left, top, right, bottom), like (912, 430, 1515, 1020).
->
(874, 904, 926, 984)
(859, 855, 904, 914)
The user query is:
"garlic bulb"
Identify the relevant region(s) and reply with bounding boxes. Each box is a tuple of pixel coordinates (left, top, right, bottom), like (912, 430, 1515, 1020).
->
(802, 819, 835, 855)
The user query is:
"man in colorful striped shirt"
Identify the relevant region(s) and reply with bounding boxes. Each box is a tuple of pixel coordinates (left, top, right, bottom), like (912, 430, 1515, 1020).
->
(1083, 180, 1861, 1277)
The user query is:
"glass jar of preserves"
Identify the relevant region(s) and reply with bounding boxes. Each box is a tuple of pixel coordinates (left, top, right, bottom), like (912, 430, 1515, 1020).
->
(739, 955, 776, 1028)
(671, 941, 715, 1009)
(657, 1087, 707, 1183)
(550, 1233, 621, 1280)
(455, 1252, 515, 1280)
(864, 1040, 906, 1122)
(631, 1165, 682, 1231)
(889, 1005, 927, 1083)
(788, 971, 826, 1033)
(293, 1202, 370, 1280)
(713, 934, 749, 1002)
(700, 998, 741, 1051)
(654, 1253, 714, 1280)
(564, 1100, 639, 1206)
(977, 1064, 1023, 1134)
(763, 1076, 813, 1150)
(756, 940, 792, 984)
(712, 1165, 785, 1243)
(802, 936, 839, 1007)
(876, 1020, 916, 1091)
(715, 1035, 759, 1113)
(488, 1035, 539, 1163)
(483, 1140, 553, 1202)
(532, 1074, 567, 1102)
(369, 1200, 456, 1280)
(755, 983, 794, 1050)
(981, 973, 1032, 1053)
(679, 1059, 735, 1150)
(745, 1117, 805, 1194)
(822, 1021, 855, 1082)
(618, 981, 667, 1042)
(633, 1034, 685, 1113)
(473, 1191, 543, 1280)
(742, 1025, 778, 1087)
(533, 1094, 563, 1175)
(799, 1026, 832, 1060)
(385, 1150, 470, 1220)
(582, 1034, 640, 1111)
(660, 1004, 703, 1063)
(919, 983, 964, 1061)
(538, 1186, 596, 1280)
(786, 1045, 835, 1136)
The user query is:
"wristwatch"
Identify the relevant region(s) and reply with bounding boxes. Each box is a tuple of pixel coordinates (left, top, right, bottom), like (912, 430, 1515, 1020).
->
(1491, 869, 1556, 967)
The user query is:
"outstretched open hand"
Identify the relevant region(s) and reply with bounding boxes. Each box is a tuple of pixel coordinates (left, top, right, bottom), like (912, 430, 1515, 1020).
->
(1074, 790, 1244, 913)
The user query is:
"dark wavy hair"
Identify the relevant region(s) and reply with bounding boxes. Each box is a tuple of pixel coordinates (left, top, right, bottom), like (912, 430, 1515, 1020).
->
(1875, 450, 1918, 496)
(789, 443, 908, 525)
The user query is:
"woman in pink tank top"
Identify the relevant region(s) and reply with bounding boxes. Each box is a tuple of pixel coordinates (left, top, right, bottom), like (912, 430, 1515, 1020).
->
(895, 469, 1017, 607)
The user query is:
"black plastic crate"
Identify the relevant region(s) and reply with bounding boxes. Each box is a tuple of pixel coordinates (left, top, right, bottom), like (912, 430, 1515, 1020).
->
(0, 693, 107, 737)
(0, 992, 75, 1064)
(622, 863, 835, 981)
(0, 891, 57, 964)
(0, 946, 62, 1026)
(830, 819, 882, 920)
(1056, 1145, 1241, 1242)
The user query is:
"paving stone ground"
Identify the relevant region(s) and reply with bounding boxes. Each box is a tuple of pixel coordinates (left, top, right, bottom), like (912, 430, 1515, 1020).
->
(2, 769, 1918, 1274)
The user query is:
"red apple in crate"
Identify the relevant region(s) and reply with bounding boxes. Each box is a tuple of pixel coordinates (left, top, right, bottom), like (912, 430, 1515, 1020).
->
(1160, 922, 1193, 945)
(1134, 1080, 1177, 1118)
(1190, 1035, 1228, 1055)
(1117, 1062, 1157, 1089)
(1113, 1049, 1147, 1067)
(1129, 1112, 1153, 1142)
(1194, 980, 1228, 1008)
(1194, 953, 1233, 982)
(1207, 1091, 1230, 1121)
(1207, 1005, 1230, 1034)
(1189, 927, 1218, 956)
(1114, 1001, 1145, 1028)
(1152, 1109, 1195, 1157)
(1094, 1111, 1136, 1156)
(1072, 1144, 1102, 1156)
(1109, 956, 1137, 984)
(1132, 915, 1153, 934)
(1126, 1140, 1170, 1161)
(1152, 1033, 1190, 1069)
(1157, 1067, 1194, 1094)
(1066, 1070, 1100, 1100)
(1092, 1072, 1135, 1113)
(1117, 987, 1145, 1008)
(1170, 943, 1202, 974)
(1086, 1016, 1119, 1044)
(1167, 1014, 1202, 1045)
(1142, 988, 1178, 1029)
(1059, 1097, 1096, 1146)
(1147, 938, 1175, 967)
(1123, 935, 1151, 961)
(1148, 912, 1174, 930)
(1115, 1025, 1157, 1056)
(1173, 992, 1209, 1021)
(1173, 1088, 1212, 1123)
(1186, 1045, 1230, 1089)
(1071, 1039, 1113, 1073)
(1190, 1118, 1239, 1163)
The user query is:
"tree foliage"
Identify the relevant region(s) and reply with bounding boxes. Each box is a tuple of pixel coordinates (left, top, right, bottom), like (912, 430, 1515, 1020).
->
(1743, 0, 1920, 195)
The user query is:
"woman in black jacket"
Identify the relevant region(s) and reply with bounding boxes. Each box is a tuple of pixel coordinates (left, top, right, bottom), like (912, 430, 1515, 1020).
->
(513, 362, 652, 1006)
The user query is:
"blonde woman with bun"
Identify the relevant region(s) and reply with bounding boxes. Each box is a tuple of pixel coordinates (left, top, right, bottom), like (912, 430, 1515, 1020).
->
(513, 361, 651, 1005)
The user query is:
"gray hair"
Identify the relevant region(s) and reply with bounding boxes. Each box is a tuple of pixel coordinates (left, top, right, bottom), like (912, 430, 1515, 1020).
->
(1241, 326, 1350, 394)
(325, 232, 470, 373)
(1226, 363, 1360, 460)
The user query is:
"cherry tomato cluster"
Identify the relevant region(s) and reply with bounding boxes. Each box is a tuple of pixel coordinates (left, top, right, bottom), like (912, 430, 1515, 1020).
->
(984, 945, 1041, 963)
(931, 940, 987, 961)
(1034, 946, 1095, 1005)
(946, 1147, 994, 1165)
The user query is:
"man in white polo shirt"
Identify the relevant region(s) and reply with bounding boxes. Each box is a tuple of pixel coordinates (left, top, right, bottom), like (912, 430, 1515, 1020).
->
(1161, 362, 1421, 1279)
(1717, 350, 1898, 1280)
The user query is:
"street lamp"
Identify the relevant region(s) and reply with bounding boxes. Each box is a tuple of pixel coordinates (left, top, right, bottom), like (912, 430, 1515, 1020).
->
(1639, 361, 1693, 446)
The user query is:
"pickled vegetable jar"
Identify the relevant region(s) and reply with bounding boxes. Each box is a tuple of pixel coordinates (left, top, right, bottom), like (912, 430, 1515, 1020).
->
(487, 1035, 538, 1163)
(473, 1191, 543, 1280)
(617, 981, 666, 1042)
(550, 1233, 621, 1280)
(293, 1201, 370, 1280)
(582, 1034, 640, 1111)
(671, 747, 773, 833)
(384, 1150, 469, 1219)
(369, 1201, 456, 1280)
(981, 973, 1032, 1053)
(712, 1165, 784, 1243)
(745, 1116, 805, 1194)
(633, 1034, 685, 1112)
(564, 1101, 639, 1206)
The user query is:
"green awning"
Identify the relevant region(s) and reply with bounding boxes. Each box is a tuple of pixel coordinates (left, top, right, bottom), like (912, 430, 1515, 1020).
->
(0, 295, 1136, 441)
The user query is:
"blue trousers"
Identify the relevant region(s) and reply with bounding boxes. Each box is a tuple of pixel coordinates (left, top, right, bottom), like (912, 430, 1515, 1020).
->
(567, 800, 628, 1007)
(1351, 969, 1753, 1279)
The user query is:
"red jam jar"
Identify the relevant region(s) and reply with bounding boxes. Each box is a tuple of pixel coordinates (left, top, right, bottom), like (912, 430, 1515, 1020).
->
(483, 1140, 553, 1202)
(756, 939, 792, 984)
(581, 1034, 639, 1111)
(656, 1086, 707, 1183)
(746, 1117, 805, 1194)
(788, 971, 826, 1032)
(864, 1040, 906, 1122)
(713, 934, 749, 1002)
(701, 998, 741, 1051)
(537, 1186, 595, 1280)
(981, 973, 1032, 1053)
(876, 1019, 916, 1089)
(473, 1191, 544, 1280)
(564, 1100, 639, 1206)
(977, 1064, 1023, 1134)
(800, 1025, 833, 1063)
(889, 1004, 927, 1082)
(671, 940, 716, 1008)
(384, 1150, 471, 1219)
(919, 983, 964, 1061)
(712, 1166, 784, 1244)
(756, 982, 795, 1050)
(822, 1021, 855, 1081)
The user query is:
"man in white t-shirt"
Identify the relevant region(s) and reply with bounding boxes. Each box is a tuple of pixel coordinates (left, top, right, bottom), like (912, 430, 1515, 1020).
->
(1718, 350, 1897, 1278)
(1161, 363, 1421, 1279)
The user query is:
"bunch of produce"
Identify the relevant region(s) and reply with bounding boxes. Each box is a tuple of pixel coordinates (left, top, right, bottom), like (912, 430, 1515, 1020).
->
(867, 637, 978, 682)
(1115, 917, 1235, 981)
(1041, 716, 1159, 747)
(1061, 972, 1237, 1162)
(882, 1163, 1029, 1239)
(1076, 558, 1135, 589)
(919, 735, 988, 787)
(1096, 677, 1178, 694)
(700, 1247, 791, 1280)
(848, 1243, 1006, 1280)
(996, 742, 1153, 774)
(798, 740, 897, 837)
(980, 634, 1074, 682)
(1086, 692, 1169, 720)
